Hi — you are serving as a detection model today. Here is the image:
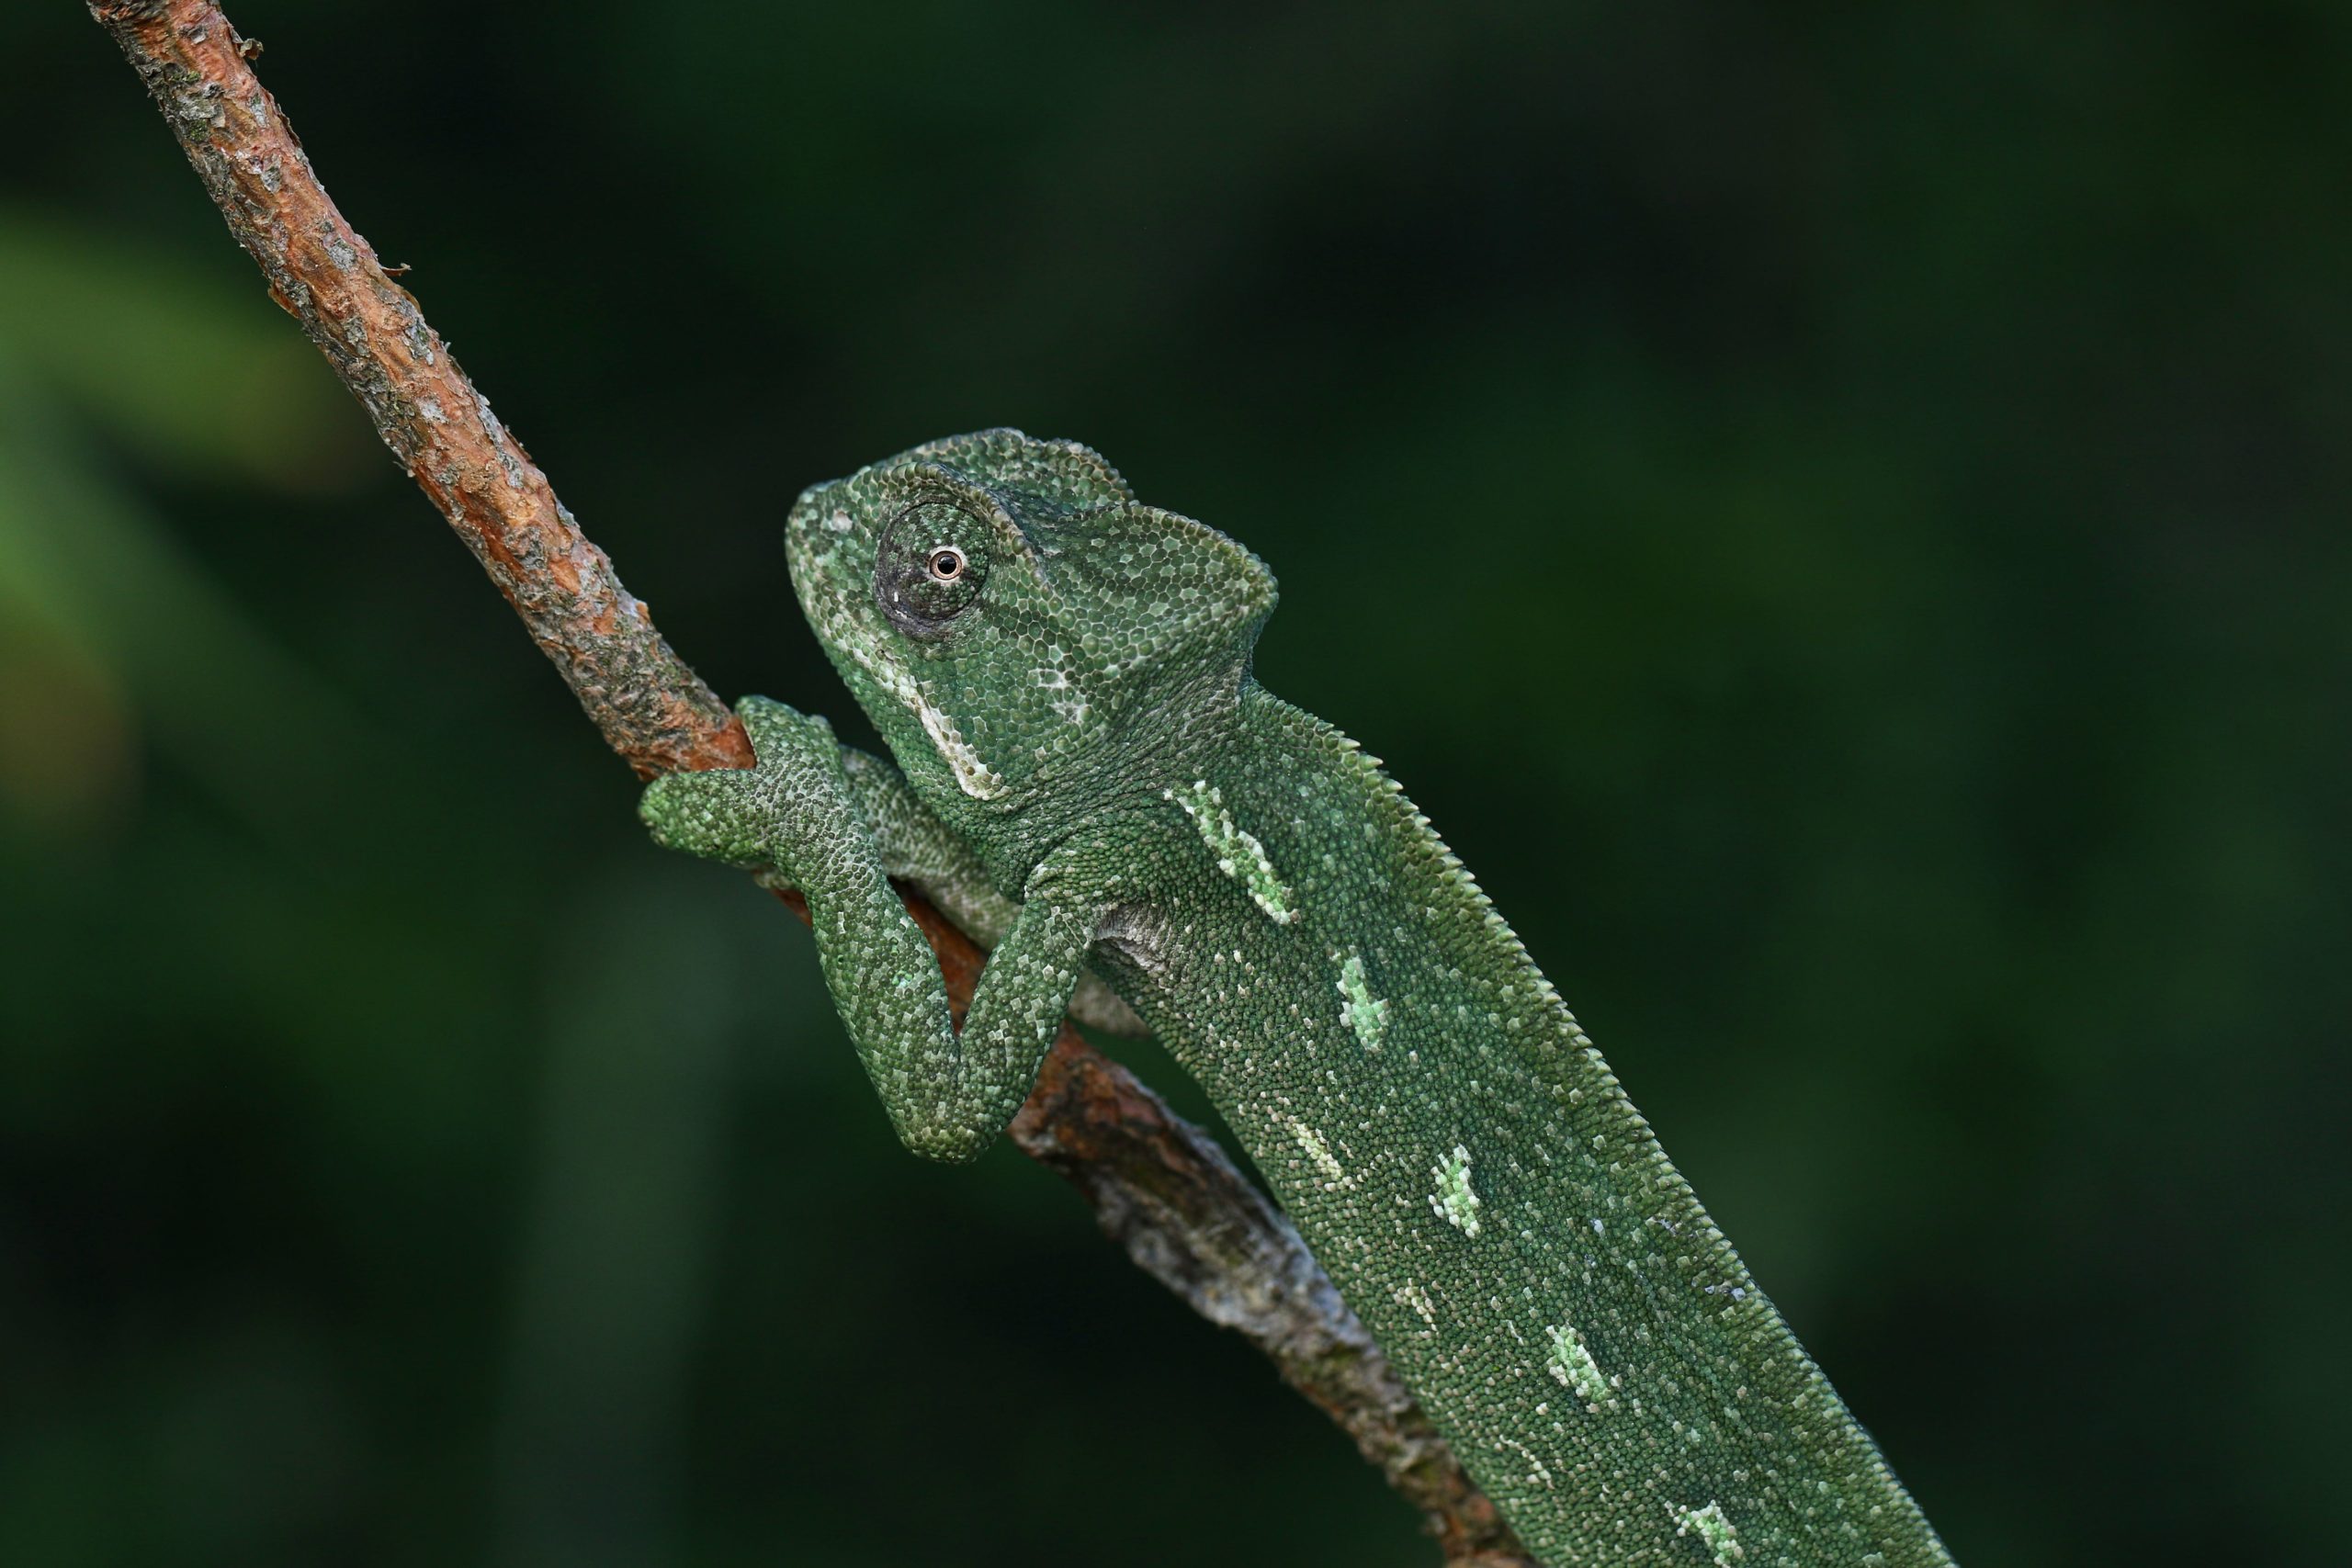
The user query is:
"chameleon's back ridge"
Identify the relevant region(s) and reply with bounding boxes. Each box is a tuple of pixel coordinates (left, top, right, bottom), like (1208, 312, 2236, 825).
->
(642, 430, 1954, 1566)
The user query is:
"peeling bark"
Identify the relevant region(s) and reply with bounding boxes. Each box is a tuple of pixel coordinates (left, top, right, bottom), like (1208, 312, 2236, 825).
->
(88, 6, 1533, 1562)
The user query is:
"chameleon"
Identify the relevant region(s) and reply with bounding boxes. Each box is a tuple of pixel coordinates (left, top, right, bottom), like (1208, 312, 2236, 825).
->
(639, 429, 1954, 1566)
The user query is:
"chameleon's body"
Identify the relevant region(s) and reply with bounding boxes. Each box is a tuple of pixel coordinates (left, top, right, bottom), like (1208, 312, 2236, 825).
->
(641, 431, 1951, 1566)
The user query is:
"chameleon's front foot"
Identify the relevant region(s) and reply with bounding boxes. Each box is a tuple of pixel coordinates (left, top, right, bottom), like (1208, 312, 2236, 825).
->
(638, 696, 845, 874)
(646, 691, 1088, 1166)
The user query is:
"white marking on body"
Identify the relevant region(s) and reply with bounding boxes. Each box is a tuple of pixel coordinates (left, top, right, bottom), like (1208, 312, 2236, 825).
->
(1545, 1321, 1610, 1405)
(1496, 1436, 1555, 1490)
(1285, 1117, 1347, 1185)
(1165, 779, 1295, 923)
(1034, 665, 1093, 728)
(1336, 952, 1388, 1049)
(912, 695, 1003, 798)
(1430, 1144, 1482, 1235)
(824, 610, 1005, 799)
(1671, 1501, 1744, 1565)
(1395, 1281, 1438, 1328)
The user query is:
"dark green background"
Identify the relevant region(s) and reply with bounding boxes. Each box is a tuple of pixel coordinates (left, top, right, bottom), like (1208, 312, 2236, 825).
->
(4, 3, 2345, 1563)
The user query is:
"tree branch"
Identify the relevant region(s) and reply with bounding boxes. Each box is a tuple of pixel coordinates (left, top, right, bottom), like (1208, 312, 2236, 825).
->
(86, 5, 1532, 1562)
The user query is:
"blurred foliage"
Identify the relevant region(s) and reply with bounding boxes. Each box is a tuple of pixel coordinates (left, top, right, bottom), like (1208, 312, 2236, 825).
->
(3, 2, 2347, 1564)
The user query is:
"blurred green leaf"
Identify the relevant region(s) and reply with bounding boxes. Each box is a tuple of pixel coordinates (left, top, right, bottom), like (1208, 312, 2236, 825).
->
(0, 209, 368, 490)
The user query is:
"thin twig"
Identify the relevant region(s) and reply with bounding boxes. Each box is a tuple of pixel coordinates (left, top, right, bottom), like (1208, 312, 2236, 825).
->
(85, 6, 1533, 1562)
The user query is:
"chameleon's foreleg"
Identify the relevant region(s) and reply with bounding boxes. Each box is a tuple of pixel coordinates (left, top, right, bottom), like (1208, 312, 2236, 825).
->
(722, 714, 1140, 1036)
(823, 747, 1021, 947)
(640, 697, 1101, 1160)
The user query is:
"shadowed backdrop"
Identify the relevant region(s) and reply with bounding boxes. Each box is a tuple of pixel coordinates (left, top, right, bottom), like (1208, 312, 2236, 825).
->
(3, 3, 2346, 1564)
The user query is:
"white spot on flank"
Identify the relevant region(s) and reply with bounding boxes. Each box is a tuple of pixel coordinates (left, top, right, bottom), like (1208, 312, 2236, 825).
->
(1337, 952, 1388, 1049)
(1430, 1145, 1482, 1236)
(1545, 1322, 1610, 1404)
(1166, 779, 1295, 923)
(1395, 1281, 1437, 1328)
(1671, 1501, 1743, 1565)
(1285, 1118, 1346, 1185)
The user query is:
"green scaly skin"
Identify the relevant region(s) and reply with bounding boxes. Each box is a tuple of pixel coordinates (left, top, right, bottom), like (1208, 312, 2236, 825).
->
(640, 430, 1953, 1566)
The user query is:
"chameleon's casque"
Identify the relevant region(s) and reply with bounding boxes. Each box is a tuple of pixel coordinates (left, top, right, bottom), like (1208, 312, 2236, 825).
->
(641, 430, 1953, 1567)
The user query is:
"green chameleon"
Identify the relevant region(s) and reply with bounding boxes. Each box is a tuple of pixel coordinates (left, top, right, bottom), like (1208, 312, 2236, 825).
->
(639, 429, 1953, 1567)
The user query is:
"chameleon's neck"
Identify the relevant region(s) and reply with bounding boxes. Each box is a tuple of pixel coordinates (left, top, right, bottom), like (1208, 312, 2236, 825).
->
(926, 656, 1264, 897)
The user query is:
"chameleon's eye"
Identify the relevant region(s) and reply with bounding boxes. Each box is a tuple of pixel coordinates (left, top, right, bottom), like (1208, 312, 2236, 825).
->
(878, 500, 989, 638)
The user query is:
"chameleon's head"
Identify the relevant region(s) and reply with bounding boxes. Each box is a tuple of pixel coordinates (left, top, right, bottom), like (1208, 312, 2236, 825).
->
(784, 430, 1276, 809)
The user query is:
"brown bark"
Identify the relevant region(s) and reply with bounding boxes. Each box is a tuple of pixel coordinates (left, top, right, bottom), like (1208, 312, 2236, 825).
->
(86, 5, 1533, 1562)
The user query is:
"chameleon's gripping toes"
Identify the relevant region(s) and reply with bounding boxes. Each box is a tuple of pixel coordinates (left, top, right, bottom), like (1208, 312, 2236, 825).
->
(643, 430, 1955, 1567)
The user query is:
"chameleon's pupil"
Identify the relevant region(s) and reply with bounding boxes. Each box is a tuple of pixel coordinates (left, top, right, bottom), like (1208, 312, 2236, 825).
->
(929, 547, 964, 581)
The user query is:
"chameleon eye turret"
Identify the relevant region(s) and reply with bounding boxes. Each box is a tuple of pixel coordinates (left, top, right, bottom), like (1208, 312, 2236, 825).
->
(876, 499, 989, 637)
